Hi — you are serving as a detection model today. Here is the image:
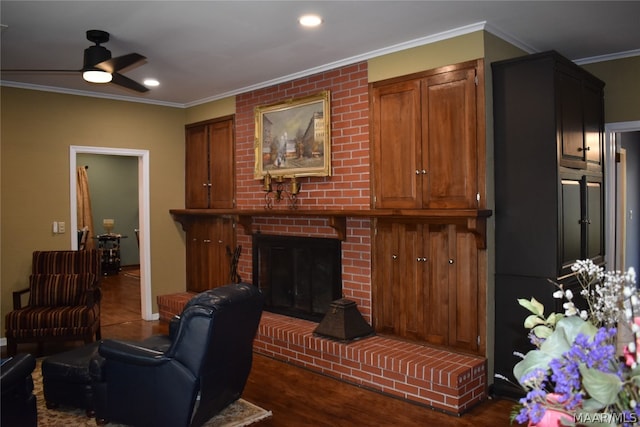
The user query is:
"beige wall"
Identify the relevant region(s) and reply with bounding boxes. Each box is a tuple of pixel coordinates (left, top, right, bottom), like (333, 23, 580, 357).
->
(368, 32, 485, 82)
(185, 96, 236, 125)
(583, 55, 640, 124)
(0, 87, 187, 335)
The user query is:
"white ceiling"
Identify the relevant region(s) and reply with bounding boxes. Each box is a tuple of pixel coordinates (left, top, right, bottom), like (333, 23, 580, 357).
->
(1, 1, 639, 108)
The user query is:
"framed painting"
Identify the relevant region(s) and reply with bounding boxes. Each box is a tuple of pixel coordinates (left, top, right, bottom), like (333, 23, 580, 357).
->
(254, 90, 331, 179)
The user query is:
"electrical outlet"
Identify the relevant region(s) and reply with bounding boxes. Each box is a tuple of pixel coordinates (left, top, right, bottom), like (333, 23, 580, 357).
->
(58, 222, 66, 233)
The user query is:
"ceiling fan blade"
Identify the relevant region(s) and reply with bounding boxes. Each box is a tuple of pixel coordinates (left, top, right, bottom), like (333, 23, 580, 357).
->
(1, 69, 80, 74)
(95, 53, 146, 73)
(111, 72, 149, 93)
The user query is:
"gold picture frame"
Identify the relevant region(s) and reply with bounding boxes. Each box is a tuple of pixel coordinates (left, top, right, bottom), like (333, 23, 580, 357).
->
(254, 90, 331, 179)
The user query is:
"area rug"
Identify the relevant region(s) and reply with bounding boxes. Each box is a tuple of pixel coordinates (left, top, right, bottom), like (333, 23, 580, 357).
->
(33, 360, 272, 426)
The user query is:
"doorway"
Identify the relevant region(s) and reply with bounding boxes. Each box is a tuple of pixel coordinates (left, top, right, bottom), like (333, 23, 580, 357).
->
(605, 121, 640, 271)
(69, 146, 154, 321)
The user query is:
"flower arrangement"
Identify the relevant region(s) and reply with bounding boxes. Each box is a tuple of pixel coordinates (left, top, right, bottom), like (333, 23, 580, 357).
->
(499, 259, 638, 426)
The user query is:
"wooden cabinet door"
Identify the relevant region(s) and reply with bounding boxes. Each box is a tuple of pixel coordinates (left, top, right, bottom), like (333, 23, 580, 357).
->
(422, 67, 478, 209)
(373, 221, 427, 340)
(185, 117, 235, 209)
(559, 176, 604, 275)
(373, 221, 479, 351)
(425, 224, 449, 345)
(586, 179, 604, 261)
(558, 70, 587, 169)
(425, 224, 478, 351)
(372, 220, 397, 335)
(371, 80, 422, 209)
(448, 226, 479, 352)
(186, 218, 236, 292)
(560, 178, 582, 271)
(208, 119, 235, 208)
(185, 125, 210, 208)
(583, 80, 604, 168)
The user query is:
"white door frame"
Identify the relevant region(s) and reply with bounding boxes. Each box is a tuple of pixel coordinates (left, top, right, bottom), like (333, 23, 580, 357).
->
(69, 146, 154, 321)
(604, 120, 640, 270)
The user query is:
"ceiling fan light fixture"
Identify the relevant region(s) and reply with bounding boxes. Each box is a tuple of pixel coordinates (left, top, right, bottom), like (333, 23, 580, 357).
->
(83, 69, 112, 83)
(299, 14, 322, 27)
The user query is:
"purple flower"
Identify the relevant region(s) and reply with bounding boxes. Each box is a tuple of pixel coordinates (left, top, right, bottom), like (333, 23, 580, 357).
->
(516, 388, 547, 424)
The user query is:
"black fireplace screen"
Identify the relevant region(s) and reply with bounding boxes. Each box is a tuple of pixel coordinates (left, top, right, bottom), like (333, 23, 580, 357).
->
(252, 234, 342, 321)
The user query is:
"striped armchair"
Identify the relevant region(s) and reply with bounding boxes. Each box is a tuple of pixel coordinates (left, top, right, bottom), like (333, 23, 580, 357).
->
(5, 250, 102, 356)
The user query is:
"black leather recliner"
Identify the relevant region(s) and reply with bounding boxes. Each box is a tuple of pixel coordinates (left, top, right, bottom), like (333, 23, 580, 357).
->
(1, 353, 38, 427)
(90, 282, 264, 427)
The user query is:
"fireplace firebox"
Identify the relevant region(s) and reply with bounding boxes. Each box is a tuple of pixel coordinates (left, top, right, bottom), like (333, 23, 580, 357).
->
(252, 234, 342, 321)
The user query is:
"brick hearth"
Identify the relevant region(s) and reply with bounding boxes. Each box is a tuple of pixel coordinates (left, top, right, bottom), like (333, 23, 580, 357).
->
(157, 293, 487, 415)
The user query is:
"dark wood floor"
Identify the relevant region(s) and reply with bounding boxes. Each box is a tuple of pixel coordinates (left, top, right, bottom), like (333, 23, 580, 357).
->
(3, 267, 516, 426)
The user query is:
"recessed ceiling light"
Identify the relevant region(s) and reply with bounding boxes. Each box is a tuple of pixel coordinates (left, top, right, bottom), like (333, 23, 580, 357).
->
(299, 14, 322, 28)
(143, 79, 159, 87)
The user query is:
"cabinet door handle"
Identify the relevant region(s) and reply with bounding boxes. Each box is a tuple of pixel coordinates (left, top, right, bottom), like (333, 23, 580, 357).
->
(392, 254, 398, 260)
(448, 259, 455, 264)
(577, 146, 591, 152)
(422, 170, 427, 174)
(415, 170, 421, 175)
(203, 239, 211, 243)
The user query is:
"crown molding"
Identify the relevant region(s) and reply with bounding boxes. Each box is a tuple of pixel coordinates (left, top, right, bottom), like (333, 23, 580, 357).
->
(0, 80, 185, 108)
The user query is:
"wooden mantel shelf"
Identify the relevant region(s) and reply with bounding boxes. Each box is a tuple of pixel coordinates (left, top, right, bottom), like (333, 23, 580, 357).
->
(169, 208, 493, 248)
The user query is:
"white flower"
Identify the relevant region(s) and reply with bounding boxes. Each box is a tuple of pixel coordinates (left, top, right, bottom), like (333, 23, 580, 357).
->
(553, 290, 564, 299)
(563, 302, 578, 316)
(565, 289, 574, 300)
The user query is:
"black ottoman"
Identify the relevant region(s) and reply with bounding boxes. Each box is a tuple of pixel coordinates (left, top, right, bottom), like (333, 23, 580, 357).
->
(41, 342, 101, 417)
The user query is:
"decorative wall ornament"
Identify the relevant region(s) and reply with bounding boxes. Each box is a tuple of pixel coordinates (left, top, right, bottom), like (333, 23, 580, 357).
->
(254, 90, 331, 180)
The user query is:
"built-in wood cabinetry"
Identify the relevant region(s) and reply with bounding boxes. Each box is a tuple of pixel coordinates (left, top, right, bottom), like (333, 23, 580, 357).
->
(492, 51, 605, 397)
(370, 59, 486, 355)
(371, 60, 481, 210)
(182, 116, 236, 292)
(185, 116, 235, 209)
(557, 62, 604, 170)
(184, 216, 236, 292)
(373, 220, 479, 352)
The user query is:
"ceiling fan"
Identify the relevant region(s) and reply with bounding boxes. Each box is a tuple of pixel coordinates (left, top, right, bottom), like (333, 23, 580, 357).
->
(3, 29, 149, 93)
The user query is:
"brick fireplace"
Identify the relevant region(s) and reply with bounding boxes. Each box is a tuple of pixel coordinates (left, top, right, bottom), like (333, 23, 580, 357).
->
(158, 292, 487, 414)
(253, 233, 342, 322)
(162, 60, 487, 414)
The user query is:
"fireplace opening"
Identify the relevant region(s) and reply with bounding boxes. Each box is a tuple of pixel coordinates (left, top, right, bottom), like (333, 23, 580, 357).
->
(252, 234, 342, 322)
